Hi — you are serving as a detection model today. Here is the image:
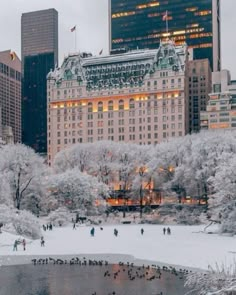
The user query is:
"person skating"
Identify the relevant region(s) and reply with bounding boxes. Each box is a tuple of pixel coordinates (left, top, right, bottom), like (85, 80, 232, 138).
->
(22, 239, 26, 251)
(163, 227, 166, 235)
(167, 227, 171, 235)
(13, 240, 18, 251)
(114, 228, 118, 237)
(40, 236, 45, 247)
(141, 228, 144, 235)
(90, 227, 95, 237)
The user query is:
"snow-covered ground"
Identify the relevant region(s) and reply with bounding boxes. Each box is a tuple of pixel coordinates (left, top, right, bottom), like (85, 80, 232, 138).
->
(0, 224, 236, 270)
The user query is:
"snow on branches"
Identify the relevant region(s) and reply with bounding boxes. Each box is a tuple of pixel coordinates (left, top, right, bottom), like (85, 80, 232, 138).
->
(47, 168, 109, 211)
(0, 205, 41, 239)
(0, 144, 47, 210)
(185, 263, 236, 295)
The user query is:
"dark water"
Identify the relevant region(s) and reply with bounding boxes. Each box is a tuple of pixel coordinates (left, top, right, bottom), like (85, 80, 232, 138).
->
(0, 263, 193, 295)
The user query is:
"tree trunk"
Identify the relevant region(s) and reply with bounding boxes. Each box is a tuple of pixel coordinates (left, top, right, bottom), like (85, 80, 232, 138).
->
(16, 176, 33, 210)
(16, 187, 20, 210)
(140, 184, 143, 219)
(15, 170, 21, 210)
(203, 182, 208, 205)
(123, 197, 126, 218)
(16, 199, 20, 210)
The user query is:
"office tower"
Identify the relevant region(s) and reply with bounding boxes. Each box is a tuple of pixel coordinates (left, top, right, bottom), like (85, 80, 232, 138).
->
(47, 41, 190, 165)
(21, 8, 58, 154)
(201, 70, 236, 130)
(109, 0, 221, 71)
(0, 50, 21, 143)
(187, 59, 211, 133)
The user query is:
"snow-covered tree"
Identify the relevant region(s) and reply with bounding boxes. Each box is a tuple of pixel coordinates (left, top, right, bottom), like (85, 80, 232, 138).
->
(131, 145, 153, 217)
(54, 141, 118, 187)
(209, 156, 236, 221)
(49, 130, 236, 225)
(0, 144, 47, 210)
(53, 143, 92, 173)
(0, 174, 12, 206)
(114, 143, 140, 217)
(46, 207, 72, 226)
(148, 130, 236, 209)
(47, 168, 109, 212)
(116, 143, 139, 190)
(87, 141, 118, 185)
(0, 205, 41, 239)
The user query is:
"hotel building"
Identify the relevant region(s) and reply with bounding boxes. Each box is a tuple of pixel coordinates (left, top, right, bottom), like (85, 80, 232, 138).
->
(47, 41, 191, 165)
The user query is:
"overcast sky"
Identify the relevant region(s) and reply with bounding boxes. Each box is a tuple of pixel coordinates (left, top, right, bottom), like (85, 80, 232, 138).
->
(0, 0, 235, 76)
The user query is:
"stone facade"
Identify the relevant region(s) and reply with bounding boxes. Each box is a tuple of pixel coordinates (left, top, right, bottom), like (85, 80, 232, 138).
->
(47, 41, 190, 166)
(0, 50, 21, 143)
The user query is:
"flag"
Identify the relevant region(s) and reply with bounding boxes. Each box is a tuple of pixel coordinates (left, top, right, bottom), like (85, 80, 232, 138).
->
(99, 49, 103, 55)
(71, 25, 76, 32)
(162, 11, 168, 21)
(10, 51, 16, 61)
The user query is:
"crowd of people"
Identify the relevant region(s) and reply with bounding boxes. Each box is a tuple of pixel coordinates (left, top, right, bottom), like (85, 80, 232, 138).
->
(12, 221, 173, 251)
(42, 223, 53, 231)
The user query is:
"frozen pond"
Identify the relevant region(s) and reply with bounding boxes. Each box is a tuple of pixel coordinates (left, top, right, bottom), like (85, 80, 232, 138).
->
(0, 263, 194, 295)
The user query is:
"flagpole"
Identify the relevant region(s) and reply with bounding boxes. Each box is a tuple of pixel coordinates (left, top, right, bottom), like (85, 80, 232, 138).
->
(75, 26, 77, 52)
(166, 11, 168, 35)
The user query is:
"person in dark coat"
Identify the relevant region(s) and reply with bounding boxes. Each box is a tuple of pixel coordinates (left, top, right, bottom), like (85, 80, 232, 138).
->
(167, 227, 171, 235)
(90, 227, 95, 237)
(141, 228, 144, 235)
(114, 229, 118, 237)
(22, 239, 26, 251)
(163, 227, 166, 235)
(13, 240, 18, 251)
(41, 237, 45, 247)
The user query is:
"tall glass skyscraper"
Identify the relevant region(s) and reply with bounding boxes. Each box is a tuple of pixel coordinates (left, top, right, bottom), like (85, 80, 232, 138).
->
(109, 0, 220, 71)
(21, 8, 58, 154)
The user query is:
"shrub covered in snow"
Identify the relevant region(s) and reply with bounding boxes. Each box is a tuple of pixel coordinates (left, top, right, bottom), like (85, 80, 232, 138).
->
(185, 263, 236, 295)
(46, 207, 72, 226)
(219, 208, 236, 235)
(174, 207, 202, 225)
(0, 205, 41, 239)
(156, 204, 203, 225)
